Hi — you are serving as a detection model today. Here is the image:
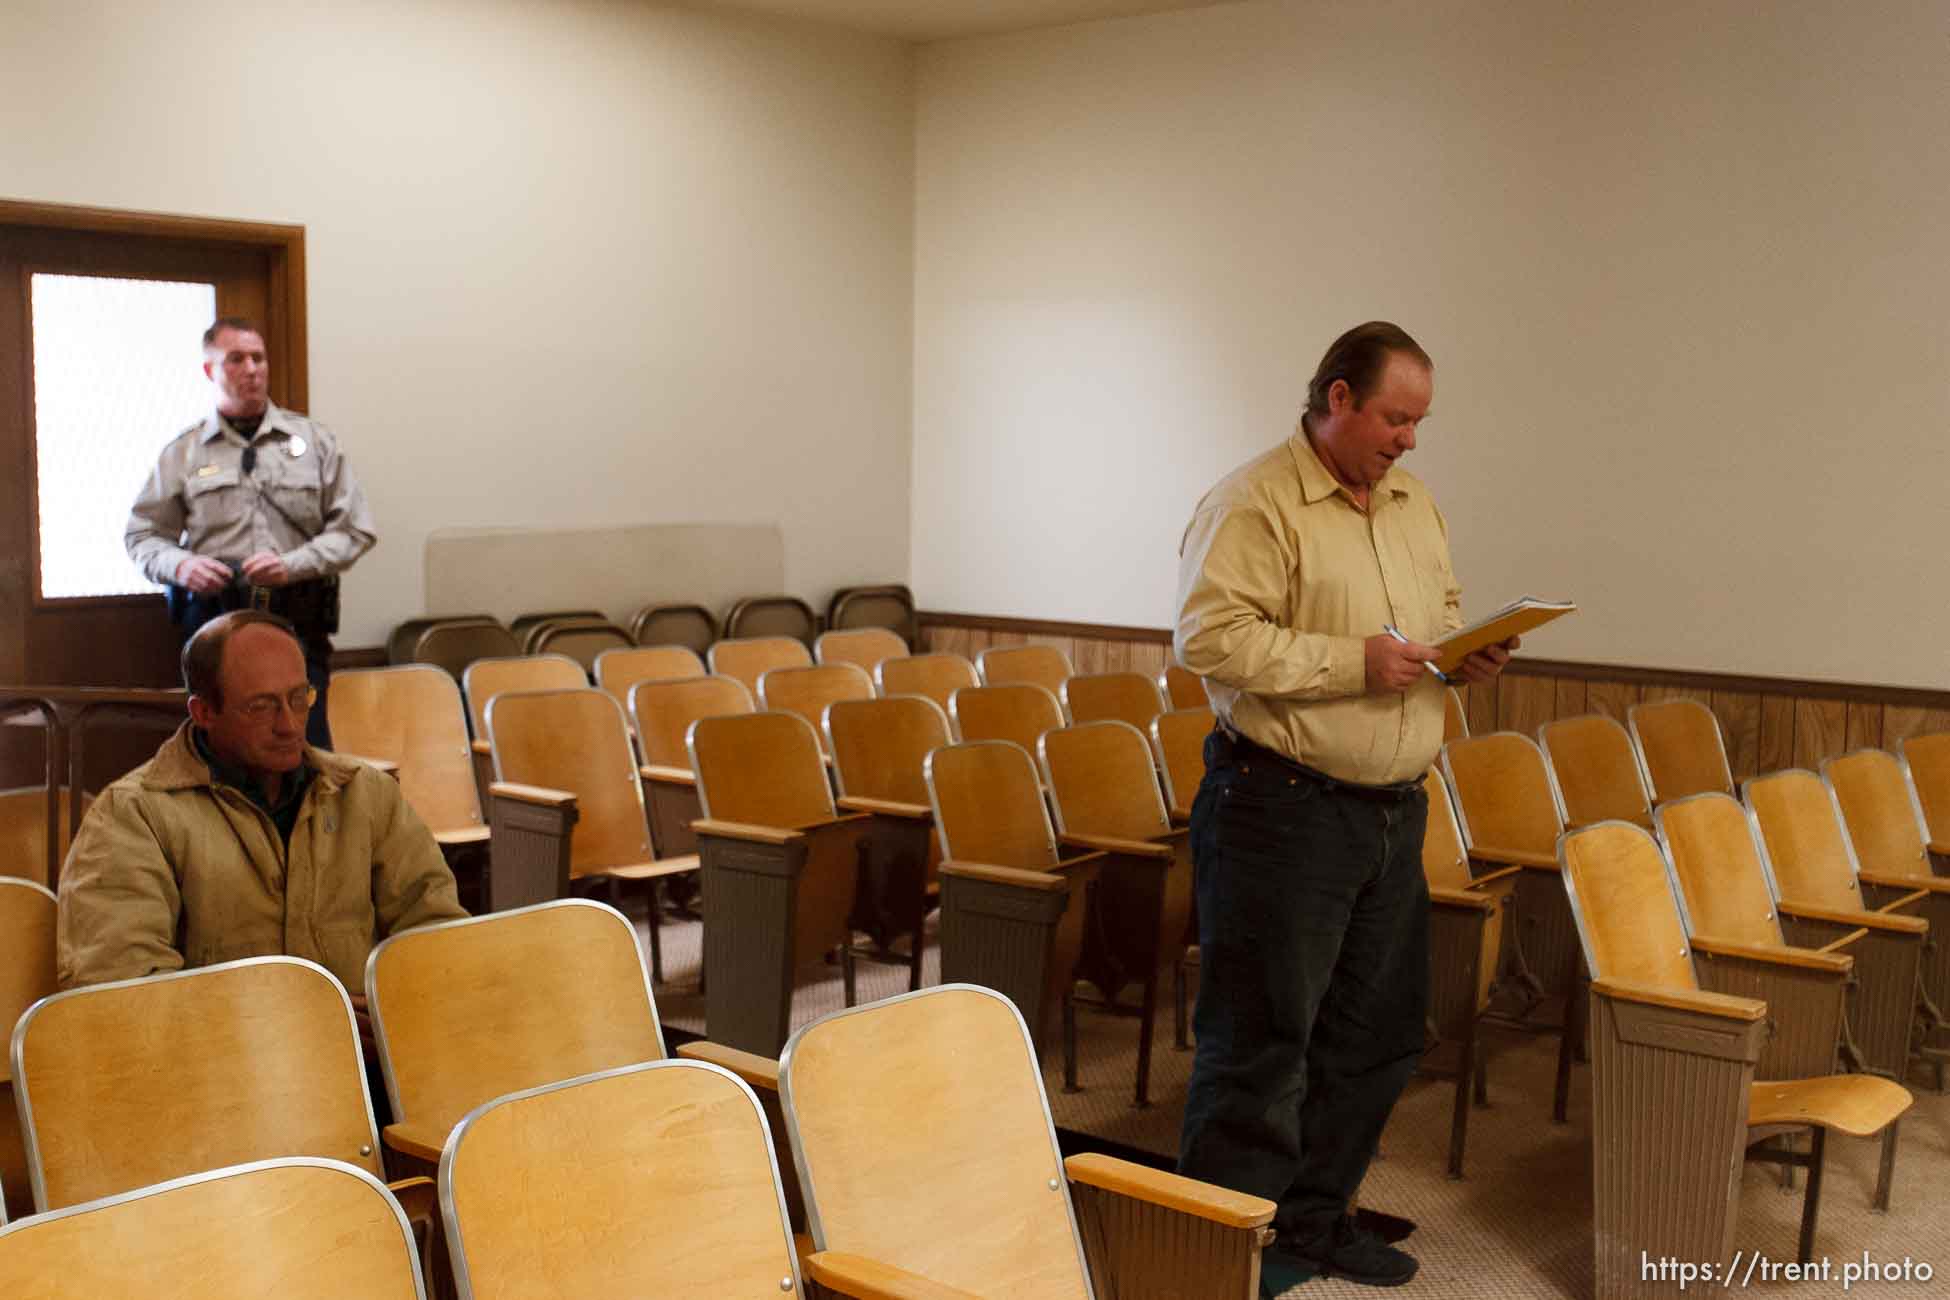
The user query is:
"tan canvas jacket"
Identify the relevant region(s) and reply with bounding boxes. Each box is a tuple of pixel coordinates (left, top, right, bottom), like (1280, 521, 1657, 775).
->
(57, 723, 466, 992)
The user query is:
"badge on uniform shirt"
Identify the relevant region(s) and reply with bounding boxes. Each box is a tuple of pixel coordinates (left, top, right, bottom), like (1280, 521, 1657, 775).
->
(195, 463, 223, 477)
(286, 435, 308, 458)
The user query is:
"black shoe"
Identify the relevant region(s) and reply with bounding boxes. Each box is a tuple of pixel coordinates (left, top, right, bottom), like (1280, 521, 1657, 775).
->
(1281, 1215, 1419, 1288)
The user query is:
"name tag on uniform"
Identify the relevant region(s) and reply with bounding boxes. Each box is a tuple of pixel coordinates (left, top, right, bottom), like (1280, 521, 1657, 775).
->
(195, 464, 224, 477)
(187, 467, 241, 494)
(286, 435, 307, 458)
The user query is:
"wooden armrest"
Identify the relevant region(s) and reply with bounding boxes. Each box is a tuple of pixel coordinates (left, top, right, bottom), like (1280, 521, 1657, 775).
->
(337, 752, 400, 777)
(805, 1252, 982, 1300)
(1860, 871, 1949, 896)
(384, 1175, 437, 1225)
(1057, 832, 1173, 859)
(1064, 1153, 1275, 1229)
(836, 795, 934, 821)
(489, 781, 576, 808)
(1469, 846, 1559, 870)
(1929, 840, 1950, 857)
(1590, 976, 1766, 1021)
(676, 1040, 779, 1092)
(1688, 933, 1852, 974)
(433, 825, 492, 847)
(1428, 885, 1496, 911)
(383, 1121, 449, 1164)
(471, 737, 491, 756)
(940, 860, 1068, 891)
(1464, 863, 1523, 889)
(1777, 901, 1928, 935)
(692, 818, 803, 846)
(1816, 928, 1871, 954)
(638, 763, 696, 787)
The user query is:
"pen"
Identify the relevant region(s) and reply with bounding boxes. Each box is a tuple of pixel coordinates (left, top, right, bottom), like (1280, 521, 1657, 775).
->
(1383, 624, 1449, 684)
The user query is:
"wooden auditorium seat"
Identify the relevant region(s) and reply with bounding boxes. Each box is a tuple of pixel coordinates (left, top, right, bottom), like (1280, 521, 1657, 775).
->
(1150, 706, 1215, 824)
(1628, 697, 1736, 806)
(824, 583, 917, 646)
(813, 626, 909, 677)
(0, 1158, 426, 1299)
(926, 740, 1101, 1093)
(949, 682, 1064, 757)
(0, 787, 88, 891)
(822, 694, 952, 991)
(708, 634, 813, 696)
(875, 651, 977, 715)
(1539, 713, 1656, 831)
(592, 643, 705, 707)
(1158, 662, 1206, 711)
(409, 620, 521, 680)
(1561, 822, 1908, 1288)
(440, 1060, 805, 1299)
(1059, 671, 1166, 732)
(389, 614, 495, 665)
(1898, 732, 1950, 854)
(462, 654, 588, 737)
(364, 900, 664, 1174)
(0, 878, 56, 1223)
(780, 984, 1276, 1300)
(756, 663, 875, 757)
(687, 711, 869, 1055)
(527, 617, 632, 672)
(627, 601, 717, 654)
(976, 643, 1072, 696)
(1038, 720, 1191, 1107)
(482, 688, 698, 974)
(509, 610, 602, 647)
(724, 594, 818, 645)
(628, 674, 755, 863)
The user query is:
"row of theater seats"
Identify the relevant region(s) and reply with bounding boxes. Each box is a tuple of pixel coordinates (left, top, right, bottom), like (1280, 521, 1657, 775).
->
(0, 899, 1276, 1297)
(1420, 700, 1950, 1292)
(389, 584, 918, 678)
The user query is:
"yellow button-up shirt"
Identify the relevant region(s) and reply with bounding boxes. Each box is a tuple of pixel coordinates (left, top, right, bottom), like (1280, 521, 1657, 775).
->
(1175, 428, 1462, 785)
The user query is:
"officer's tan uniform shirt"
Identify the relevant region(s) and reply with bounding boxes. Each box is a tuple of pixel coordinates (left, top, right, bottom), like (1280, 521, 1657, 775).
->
(1175, 427, 1463, 786)
(125, 402, 376, 585)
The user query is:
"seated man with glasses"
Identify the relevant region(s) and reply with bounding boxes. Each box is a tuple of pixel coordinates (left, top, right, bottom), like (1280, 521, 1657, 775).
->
(56, 610, 467, 994)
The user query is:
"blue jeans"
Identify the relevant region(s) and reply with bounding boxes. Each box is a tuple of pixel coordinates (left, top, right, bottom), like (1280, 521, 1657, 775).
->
(1177, 730, 1430, 1241)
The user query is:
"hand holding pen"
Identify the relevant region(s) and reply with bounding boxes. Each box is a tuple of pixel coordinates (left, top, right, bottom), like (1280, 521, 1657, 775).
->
(1366, 626, 1444, 692)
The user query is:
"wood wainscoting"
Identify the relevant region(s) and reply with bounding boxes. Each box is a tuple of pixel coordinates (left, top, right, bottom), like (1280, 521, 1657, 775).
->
(917, 612, 1950, 783)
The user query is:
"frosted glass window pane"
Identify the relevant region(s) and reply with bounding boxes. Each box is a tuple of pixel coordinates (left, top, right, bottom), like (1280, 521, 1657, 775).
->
(32, 273, 218, 599)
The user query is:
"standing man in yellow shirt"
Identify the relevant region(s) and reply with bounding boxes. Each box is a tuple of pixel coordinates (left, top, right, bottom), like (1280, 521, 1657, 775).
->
(1173, 322, 1515, 1287)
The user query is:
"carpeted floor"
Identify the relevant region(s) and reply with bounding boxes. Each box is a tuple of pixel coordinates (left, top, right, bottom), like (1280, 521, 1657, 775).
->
(644, 909, 1949, 1298)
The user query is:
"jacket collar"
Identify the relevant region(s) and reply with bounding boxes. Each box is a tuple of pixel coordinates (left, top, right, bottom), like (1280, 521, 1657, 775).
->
(142, 720, 357, 796)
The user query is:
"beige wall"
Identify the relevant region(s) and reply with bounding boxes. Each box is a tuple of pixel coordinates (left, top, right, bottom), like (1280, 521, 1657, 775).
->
(912, 0, 1950, 688)
(1, 0, 914, 646)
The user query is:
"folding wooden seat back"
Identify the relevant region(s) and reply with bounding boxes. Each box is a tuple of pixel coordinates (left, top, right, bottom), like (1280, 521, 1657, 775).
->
(462, 654, 586, 737)
(1628, 697, 1735, 804)
(628, 602, 717, 654)
(510, 610, 603, 645)
(1443, 686, 1469, 742)
(1562, 823, 1697, 992)
(824, 695, 950, 808)
(629, 674, 754, 770)
(1151, 707, 1214, 821)
(1060, 671, 1166, 732)
(1824, 749, 1931, 880)
(411, 621, 521, 680)
(1040, 721, 1171, 844)
(1, 879, 56, 1222)
(691, 711, 837, 831)
(0, 787, 88, 890)
(1159, 663, 1205, 711)
(1900, 732, 1950, 846)
(327, 665, 482, 840)
(528, 618, 633, 672)
(781, 985, 1275, 1300)
(366, 900, 665, 1168)
(950, 682, 1064, 756)
(1442, 732, 1567, 859)
(441, 1060, 798, 1299)
(708, 635, 814, 695)
(390, 614, 494, 665)
(592, 644, 705, 706)
(757, 663, 875, 756)
(486, 688, 652, 874)
(977, 643, 1072, 696)
(1539, 713, 1653, 830)
(875, 651, 977, 714)
(1420, 770, 1472, 893)
(11, 956, 383, 1212)
(813, 627, 908, 676)
(724, 595, 818, 645)
(825, 583, 916, 645)
(1655, 794, 1787, 948)
(927, 740, 1058, 870)
(0, 1158, 426, 1299)
(1743, 770, 1868, 913)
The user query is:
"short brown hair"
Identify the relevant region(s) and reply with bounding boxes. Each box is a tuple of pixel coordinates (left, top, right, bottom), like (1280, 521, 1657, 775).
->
(202, 317, 262, 351)
(1305, 321, 1432, 418)
(182, 610, 299, 707)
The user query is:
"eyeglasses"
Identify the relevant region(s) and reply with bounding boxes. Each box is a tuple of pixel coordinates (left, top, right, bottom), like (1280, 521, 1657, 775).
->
(236, 685, 318, 723)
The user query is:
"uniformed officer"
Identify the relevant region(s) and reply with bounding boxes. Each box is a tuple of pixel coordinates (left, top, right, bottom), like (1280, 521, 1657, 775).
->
(126, 317, 376, 747)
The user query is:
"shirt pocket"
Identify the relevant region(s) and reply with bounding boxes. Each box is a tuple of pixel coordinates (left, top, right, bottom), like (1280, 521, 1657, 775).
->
(263, 474, 324, 535)
(184, 468, 242, 529)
